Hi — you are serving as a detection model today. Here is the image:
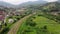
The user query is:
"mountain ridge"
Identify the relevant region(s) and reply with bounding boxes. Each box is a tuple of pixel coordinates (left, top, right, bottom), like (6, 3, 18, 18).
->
(0, 0, 47, 8)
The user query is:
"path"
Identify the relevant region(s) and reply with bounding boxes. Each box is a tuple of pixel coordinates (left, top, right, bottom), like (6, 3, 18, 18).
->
(7, 13, 36, 34)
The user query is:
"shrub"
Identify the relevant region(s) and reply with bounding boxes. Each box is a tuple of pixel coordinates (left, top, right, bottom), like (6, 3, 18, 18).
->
(26, 21, 37, 27)
(32, 17, 36, 19)
(21, 15, 25, 18)
(8, 16, 12, 18)
(0, 27, 9, 34)
(43, 25, 47, 29)
(5, 23, 7, 26)
(21, 28, 32, 34)
(17, 18, 20, 20)
(38, 14, 42, 16)
(0, 25, 2, 30)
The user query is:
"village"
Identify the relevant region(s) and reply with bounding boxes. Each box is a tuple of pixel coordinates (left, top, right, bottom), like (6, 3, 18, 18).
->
(0, 0, 60, 34)
(0, 7, 28, 33)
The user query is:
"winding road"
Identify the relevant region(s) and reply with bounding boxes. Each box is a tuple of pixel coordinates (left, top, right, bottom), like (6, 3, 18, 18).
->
(7, 13, 36, 34)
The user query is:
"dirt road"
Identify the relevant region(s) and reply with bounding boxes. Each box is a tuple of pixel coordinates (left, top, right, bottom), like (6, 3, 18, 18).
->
(7, 13, 36, 34)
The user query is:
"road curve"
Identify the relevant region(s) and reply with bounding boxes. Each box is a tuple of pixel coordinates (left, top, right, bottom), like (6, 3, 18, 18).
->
(7, 13, 36, 34)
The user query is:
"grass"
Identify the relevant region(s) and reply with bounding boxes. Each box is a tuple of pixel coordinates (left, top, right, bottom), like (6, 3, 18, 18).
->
(17, 18, 28, 34)
(33, 16, 60, 34)
(17, 15, 60, 34)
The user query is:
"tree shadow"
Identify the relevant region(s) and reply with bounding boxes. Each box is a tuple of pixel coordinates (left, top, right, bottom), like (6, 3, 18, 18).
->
(0, 27, 9, 34)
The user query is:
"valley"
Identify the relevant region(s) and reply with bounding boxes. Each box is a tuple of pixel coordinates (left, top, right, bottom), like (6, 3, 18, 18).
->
(0, 0, 60, 34)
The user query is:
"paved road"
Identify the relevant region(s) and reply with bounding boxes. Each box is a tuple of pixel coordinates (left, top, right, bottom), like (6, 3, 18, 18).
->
(7, 13, 36, 34)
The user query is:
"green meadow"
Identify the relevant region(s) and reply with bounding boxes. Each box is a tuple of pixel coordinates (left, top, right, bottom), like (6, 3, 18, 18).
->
(17, 15, 60, 34)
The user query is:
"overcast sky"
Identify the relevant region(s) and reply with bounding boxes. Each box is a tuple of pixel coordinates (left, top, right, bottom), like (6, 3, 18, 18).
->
(0, 0, 58, 5)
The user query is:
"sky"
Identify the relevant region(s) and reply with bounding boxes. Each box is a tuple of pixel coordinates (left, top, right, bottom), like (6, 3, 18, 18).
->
(44, 0, 58, 2)
(0, 0, 58, 5)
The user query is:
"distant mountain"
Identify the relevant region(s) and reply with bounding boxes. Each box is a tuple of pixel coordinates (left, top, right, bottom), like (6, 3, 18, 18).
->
(58, 0, 60, 3)
(40, 2, 60, 15)
(42, 2, 60, 8)
(0, 0, 59, 9)
(0, 0, 47, 8)
(17, 0, 47, 8)
(0, 1, 16, 8)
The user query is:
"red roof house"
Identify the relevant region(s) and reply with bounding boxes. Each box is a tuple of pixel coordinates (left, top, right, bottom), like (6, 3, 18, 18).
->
(0, 10, 6, 21)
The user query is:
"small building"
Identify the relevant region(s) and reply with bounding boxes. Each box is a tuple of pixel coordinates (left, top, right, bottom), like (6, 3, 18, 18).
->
(0, 10, 6, 21)
(50, 9, 60, 16)
(0, 9, 6, 25)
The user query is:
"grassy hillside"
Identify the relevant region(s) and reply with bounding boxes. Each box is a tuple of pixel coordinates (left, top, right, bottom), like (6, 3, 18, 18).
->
(17, 2, 60, 34)
(17, 14, 60, 34)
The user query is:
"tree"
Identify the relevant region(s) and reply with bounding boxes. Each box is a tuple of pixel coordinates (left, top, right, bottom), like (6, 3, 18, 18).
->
(0, 25, 2, 30)
(43, 25, 47, 29)
(5, 23, 7, 26)
(26, 21, 37, 27)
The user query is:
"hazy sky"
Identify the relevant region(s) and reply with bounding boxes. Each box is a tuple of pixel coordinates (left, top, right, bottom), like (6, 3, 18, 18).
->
(44, 0, 58, 2)
(0, 0, 58, 5)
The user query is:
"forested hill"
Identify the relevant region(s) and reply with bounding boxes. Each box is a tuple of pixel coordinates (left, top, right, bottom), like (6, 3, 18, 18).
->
(41, 2, 60, 12)
(39, 2, 60, 16)
(25, 2, 60, 16)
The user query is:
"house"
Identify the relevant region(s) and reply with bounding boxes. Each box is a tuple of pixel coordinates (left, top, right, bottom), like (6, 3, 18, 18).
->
(50, 9, 60, 16)
(0, 9, 6, 25)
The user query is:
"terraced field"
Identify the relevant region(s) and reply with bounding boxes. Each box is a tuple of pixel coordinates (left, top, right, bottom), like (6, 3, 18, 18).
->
(17, 15, 60, 34)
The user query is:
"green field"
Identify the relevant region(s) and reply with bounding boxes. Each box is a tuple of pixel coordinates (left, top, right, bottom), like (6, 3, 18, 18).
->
(17, 15, 60, 34)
